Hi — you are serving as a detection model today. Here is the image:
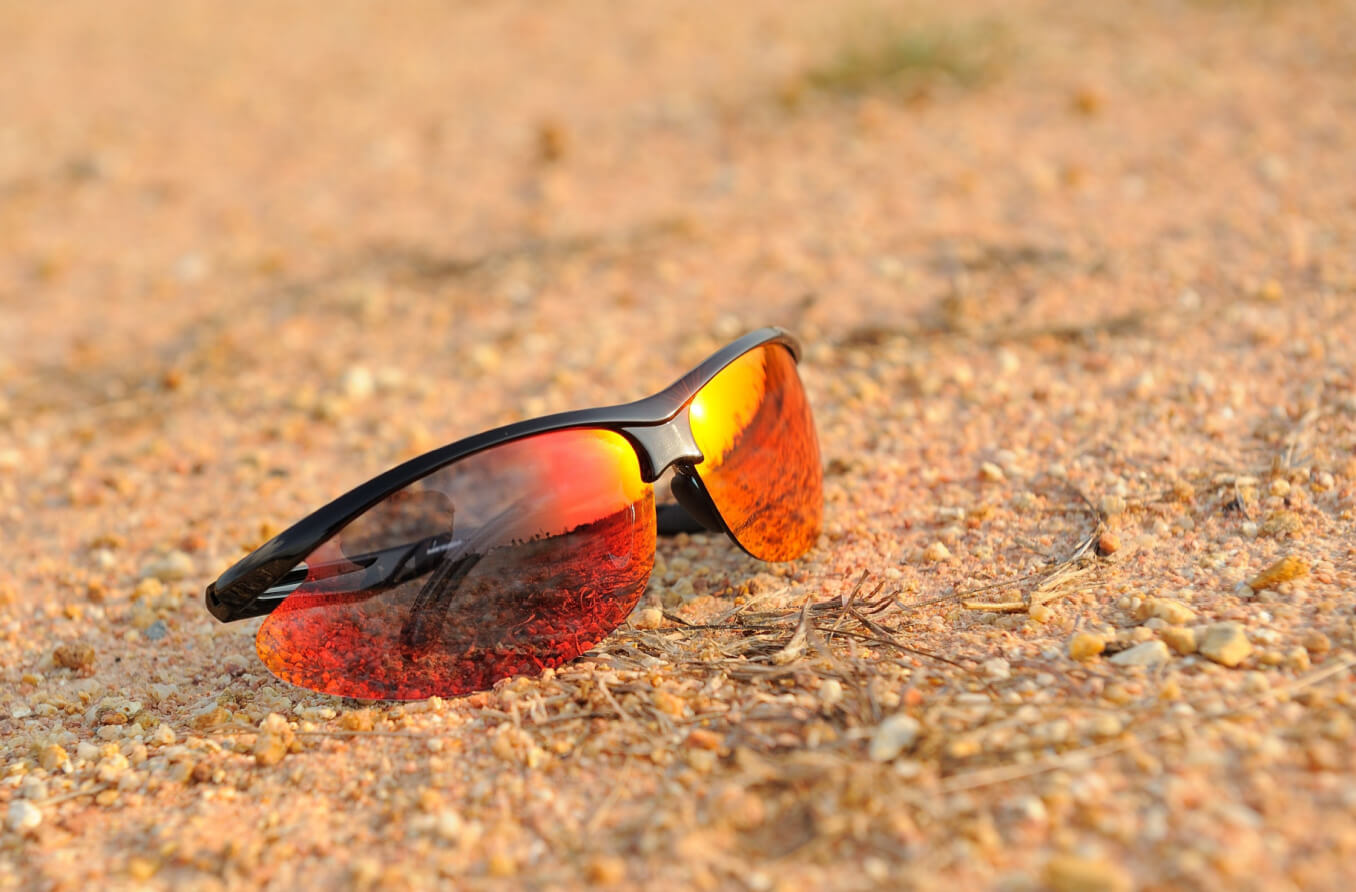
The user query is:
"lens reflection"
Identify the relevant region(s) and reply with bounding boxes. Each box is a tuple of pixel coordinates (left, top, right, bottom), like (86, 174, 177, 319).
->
(690, 344, 822, 560)
(257, 429, 654, 700)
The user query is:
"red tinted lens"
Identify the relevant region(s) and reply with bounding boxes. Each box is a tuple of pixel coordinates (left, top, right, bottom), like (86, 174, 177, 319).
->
(689, 343, 822, 560)
(257, 430, 654, 700)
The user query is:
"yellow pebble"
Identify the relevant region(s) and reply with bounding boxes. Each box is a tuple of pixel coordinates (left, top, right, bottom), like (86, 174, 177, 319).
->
(1069, 632, 1106, 661)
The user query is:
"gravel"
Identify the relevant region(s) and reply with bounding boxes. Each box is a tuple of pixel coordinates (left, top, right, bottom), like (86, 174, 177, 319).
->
(1109, 640, 1172, 667)
(2, 2, 1354, 889)
(1199, 623, 1254, 668)
(868, 715, 922, 762)
(6, 801, 42, 834)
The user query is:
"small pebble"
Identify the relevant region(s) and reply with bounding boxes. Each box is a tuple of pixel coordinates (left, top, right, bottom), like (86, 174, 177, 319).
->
(143, 619, 169, 641)
(1029, 604, 1054, 623)
(7, 800, 42, 833)
(869, 714, 922, 761)
(93, 699, 142, 725)
(1109, 639, 1171, 667)
(1302, 631, 1331, 655)
(53, 642, 96, 672)
(132, 578, 163, 601)
(126, 857, 159, 881)
(1069, 632, 1107, 662)
(1148, 598, 1196, 625)
(946, 738, 981, 759)
(1099, 495, 1126, 517)
(222, 654, 250, 676)
(1043, 854, 1132, 892)
(1261, 511, 1302, 537)
(1096, 531, 1120, 556)
(818, 678, 844, 708)
(339, 709, 375, 732)
(433, 809, 465, 841)
(631, 607, 664, 630)
(922, 542, 952, 563)
(1199, 622, 1252, 668)
(652, 690, 686, 718)
(586, 855, 627, 885)
(1123, 625, 1156, 646)
(141, 550, 194, 582)
(96, 752, 130, 783)
(982, 658, 1011, 680)
(1089, 714, 1123, 738)
(254, 734, 290, 767)
(1007, 794, 1048, 824)
(685, 728, 723, 751)
(39, 743, 68, 772)
(979, 461, 1005, 482)
(192, 707, 232, 729)
(342, 366, 375, 401)
(1160, 626, 1197, 655)
(715, 786, 766, 830)
(1249, 556, 1309, 591)
(253, 713, 296, 766)
(19, 778, 48, 801)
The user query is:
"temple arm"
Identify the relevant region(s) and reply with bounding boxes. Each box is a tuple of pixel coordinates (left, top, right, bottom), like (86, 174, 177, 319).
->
(226, 501, 714, 620)
(227, 532, 458, 619)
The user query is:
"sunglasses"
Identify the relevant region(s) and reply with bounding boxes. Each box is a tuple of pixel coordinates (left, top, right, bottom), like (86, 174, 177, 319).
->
(204, 327, 822, 700)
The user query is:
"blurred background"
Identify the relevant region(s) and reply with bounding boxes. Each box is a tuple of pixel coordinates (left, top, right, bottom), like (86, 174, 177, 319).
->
(5, 0, 1351, 380)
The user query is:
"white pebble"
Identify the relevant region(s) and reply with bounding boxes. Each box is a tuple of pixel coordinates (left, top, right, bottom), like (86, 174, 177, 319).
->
(434, 809, 465, 841)
(142, 550, 194, 582)
(630, 607, 664, 630)
(7, 800, 42, 833)
(342, 366, 375, 401)
(922, 542, 952, 563)
(869, 715, 922, 762)
(1007, 794, 1048, 823)
(150, 723, 177, 746)
(1108, 640, 1171, 667)
(982, 658, 1011, 680)
(1100, 495, 1127, 517)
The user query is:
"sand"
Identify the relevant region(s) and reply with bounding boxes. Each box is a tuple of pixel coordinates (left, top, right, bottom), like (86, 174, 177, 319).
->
(2, 1, 1355, 888)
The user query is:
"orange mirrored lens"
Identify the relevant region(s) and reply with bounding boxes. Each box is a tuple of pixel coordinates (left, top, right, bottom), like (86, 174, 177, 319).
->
(256, 430, 654, 700)
(689, 344, 821, 560)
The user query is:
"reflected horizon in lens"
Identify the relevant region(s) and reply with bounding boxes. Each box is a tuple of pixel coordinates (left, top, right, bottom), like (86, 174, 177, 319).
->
(690, 344, 822, 561)
(256, 429, 654, 700)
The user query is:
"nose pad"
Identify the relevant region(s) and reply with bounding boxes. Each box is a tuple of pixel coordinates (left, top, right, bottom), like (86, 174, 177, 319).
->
(669, 469, 728, 534)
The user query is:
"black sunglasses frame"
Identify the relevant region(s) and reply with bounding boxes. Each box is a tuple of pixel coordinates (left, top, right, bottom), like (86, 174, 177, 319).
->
(205, 327, 803, 623)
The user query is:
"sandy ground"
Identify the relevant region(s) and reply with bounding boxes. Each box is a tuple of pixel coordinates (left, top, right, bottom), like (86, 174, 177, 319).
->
(2, 1, 1356, 888)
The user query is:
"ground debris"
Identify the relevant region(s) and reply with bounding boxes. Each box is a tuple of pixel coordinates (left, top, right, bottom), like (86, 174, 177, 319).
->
(1248, 555, 1309, 591)
(1198, 623, 1253, 668)
(5, 3, 1356, 889)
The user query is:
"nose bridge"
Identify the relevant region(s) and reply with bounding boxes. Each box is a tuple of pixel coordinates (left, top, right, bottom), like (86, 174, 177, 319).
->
(622, 407, 704, 483)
